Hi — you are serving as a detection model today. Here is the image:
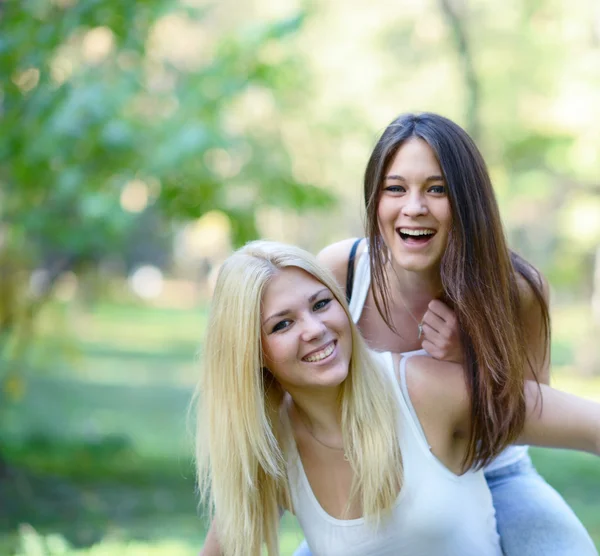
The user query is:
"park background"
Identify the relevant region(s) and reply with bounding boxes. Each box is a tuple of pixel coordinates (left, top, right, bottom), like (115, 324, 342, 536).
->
(2, 0, 600, 553)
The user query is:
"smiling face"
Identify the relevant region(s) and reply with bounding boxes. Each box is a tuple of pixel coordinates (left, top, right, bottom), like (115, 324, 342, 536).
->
(377, 137, 452, 274)
(261, 267, 352, 393)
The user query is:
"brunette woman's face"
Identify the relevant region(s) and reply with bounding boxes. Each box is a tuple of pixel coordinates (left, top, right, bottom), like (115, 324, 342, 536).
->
(261, 267, 352, 393)
(377, 137, 452, 273)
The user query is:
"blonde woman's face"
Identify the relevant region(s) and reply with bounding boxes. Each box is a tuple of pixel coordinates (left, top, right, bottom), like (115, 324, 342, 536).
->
(261, 267, 352, 392)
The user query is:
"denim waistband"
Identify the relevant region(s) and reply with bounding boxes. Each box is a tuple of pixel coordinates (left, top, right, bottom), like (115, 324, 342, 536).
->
(484, 452, 534, 481)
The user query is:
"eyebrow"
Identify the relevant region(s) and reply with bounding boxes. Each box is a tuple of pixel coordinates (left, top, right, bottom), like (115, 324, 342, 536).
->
(262, 287, 330, 326)
(385, 174, 445, 182)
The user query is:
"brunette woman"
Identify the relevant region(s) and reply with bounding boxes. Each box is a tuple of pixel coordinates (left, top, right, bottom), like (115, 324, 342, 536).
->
(296, 113, 597, 555)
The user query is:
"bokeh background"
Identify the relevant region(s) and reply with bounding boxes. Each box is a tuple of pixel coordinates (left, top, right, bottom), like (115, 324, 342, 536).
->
(2, 0, 600, 554)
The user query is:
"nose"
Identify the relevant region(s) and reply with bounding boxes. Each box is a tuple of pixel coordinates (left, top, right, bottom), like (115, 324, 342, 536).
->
(300, 313, 327, 343)
(402, 190, 428, 217)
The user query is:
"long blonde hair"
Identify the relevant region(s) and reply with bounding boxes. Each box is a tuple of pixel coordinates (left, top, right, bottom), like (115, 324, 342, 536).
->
(195, 241, 403, 556)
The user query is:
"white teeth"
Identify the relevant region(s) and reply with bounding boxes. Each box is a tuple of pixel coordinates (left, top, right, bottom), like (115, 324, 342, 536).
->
(304, 342, 335, 363)
(399, 228, 435, 236)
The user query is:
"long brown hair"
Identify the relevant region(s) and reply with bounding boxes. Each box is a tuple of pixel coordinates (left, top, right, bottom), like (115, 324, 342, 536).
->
(364, 112, 550, 468)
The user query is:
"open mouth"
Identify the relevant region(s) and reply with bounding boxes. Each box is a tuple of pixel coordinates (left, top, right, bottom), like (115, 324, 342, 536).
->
(397, 227, 436, 244)
(302, 340, 336, 363)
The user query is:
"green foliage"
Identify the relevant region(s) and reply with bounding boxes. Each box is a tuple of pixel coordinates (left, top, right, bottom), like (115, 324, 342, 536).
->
(1, 0, 331, 250)
(13, 526, 197, 556)
(0, 0, 334, 391)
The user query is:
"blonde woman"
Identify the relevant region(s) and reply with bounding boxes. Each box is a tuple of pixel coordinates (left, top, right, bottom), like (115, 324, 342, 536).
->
(196, 240, 600, 556)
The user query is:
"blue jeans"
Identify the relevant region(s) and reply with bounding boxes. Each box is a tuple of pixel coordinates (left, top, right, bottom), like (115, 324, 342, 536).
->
(292, 454, 597, 556)
(484, 455, 597, 555)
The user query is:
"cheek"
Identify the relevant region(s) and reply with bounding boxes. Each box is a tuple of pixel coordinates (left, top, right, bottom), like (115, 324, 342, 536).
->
(263, 336, 293, 366)
(436, 213, 452, 252)
(431, 200, 452, 233)
(440, 200, 452, 226)
(333, 308, 352, 342)
(261, 335, 277, 366)
(377, 199, 395, 230)
(377, 197, 388, 218)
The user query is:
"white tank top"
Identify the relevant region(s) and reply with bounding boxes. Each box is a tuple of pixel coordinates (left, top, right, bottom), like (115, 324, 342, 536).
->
(348, 242, 528, 472)
(284, 350, 502, 556)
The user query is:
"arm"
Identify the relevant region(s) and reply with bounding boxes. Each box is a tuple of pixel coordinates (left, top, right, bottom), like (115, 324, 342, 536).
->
(520, 381, 600, 456)
(406, 357, 600, 471)
(200, 520, 222, 556)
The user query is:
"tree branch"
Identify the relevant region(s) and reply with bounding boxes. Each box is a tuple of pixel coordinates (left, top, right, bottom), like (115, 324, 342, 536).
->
(438, 0, 481, 140)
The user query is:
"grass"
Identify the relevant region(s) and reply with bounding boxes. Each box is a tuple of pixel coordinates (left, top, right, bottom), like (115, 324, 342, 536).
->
(1, 299, 599, 554)
(531, 449, 600, 548)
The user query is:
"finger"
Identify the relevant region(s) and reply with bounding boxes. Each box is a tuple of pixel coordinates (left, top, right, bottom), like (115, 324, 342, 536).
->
(421, 339, 442, 359)
(421, 337, 455, 362)
(427, 299, 456, 323)
(421, 310, 446, 335)
(421, 322, 451, 351)
(420, 322, 443, 344)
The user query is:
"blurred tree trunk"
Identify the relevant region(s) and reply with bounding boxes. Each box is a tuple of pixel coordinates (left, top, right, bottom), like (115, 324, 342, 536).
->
(0, 244, 77, 473)
(593, 247, 600, 327)
(579, 246, 600, 375)
(438, 0, 481, 141)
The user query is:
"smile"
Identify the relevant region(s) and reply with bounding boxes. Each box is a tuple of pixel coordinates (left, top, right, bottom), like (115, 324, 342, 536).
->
(303, 341, 336, 363)
(397, 227, 436, 244)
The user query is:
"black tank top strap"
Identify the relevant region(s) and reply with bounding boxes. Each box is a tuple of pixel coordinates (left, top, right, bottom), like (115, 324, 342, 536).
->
(345, 238, 363, 303)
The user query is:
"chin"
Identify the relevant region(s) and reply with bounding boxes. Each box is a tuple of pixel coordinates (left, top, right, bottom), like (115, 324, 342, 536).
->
(315, 363, 350, 389)
(393, 252, 439, 273)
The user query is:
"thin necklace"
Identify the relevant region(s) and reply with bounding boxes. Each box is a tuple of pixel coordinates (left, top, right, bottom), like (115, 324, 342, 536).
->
(390, 267, 425, 339)
(405, 301, 424, 340)
(295, 408, 349, 461)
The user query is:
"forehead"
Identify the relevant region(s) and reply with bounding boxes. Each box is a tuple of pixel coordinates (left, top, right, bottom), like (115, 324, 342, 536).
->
(262, 267, 325, 309)
(387, 137, 441, 174)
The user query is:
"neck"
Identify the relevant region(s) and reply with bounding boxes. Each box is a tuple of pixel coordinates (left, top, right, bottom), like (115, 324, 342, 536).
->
(388, 261, 444, 303)
(287, 386, 341, 439)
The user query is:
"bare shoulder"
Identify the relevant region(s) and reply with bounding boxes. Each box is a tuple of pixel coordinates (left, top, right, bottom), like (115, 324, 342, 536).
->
(403, 355, 470, 431)
(516, 266, 550, 308)
(317, 238, 366, 287)
(515, 264, 551, 383)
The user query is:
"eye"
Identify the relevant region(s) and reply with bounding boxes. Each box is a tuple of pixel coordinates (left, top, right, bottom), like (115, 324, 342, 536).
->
(384, 185, 405, 193)
(271, 319, 292, 333)
(313, 298, 332, 311)
(428, 185, 446, 195)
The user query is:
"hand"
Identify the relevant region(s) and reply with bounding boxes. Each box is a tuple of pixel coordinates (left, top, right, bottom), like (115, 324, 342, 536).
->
(420, 299, 463, 363)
